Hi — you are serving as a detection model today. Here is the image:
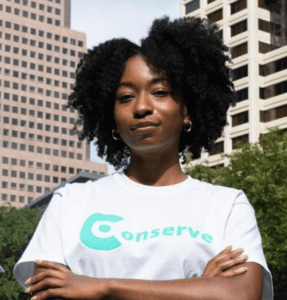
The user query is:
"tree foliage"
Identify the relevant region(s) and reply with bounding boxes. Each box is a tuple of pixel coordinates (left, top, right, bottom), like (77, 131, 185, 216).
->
(0, 203, 42, 300)
(183, 126, 287, 299)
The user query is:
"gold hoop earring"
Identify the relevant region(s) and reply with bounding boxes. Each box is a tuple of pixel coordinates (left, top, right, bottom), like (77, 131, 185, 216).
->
(112, 129, 121, 140)
(184, 120, 192, 132)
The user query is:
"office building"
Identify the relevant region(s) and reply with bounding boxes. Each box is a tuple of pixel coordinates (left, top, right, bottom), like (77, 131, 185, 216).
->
(0, 0, 108, 209)
(180, 0, 287, 170)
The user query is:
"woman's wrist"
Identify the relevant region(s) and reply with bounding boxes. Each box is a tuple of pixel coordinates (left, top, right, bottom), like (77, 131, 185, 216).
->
(102, 278, 114, 299)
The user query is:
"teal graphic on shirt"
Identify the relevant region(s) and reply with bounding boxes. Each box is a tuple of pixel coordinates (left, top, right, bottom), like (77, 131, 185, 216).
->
(80, 213, 213, 251)
(80, 213, 124, 250)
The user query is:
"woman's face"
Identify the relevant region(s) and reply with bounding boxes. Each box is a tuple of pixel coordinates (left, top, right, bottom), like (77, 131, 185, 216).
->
(113, 55, 189, 155)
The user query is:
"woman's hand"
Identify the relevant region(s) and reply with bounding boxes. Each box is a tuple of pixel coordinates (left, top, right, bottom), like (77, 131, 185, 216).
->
(201, 246, 248, 278)
(25, 261, 108, 300)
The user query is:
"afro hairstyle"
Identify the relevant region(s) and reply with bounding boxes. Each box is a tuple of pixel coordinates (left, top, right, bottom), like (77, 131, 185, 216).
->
(67, 16, 236, 171)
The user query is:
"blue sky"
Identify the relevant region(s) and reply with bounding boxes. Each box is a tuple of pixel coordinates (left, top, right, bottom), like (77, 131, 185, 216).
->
(70, 0, 181, 174)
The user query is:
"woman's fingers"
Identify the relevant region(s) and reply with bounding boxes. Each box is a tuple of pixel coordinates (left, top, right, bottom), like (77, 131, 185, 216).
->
(221, 267, 248, 278)
(219, 254, 249, 271)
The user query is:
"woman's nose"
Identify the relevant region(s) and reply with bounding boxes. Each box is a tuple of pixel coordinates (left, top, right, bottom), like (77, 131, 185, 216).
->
(133, 92, 153, 113)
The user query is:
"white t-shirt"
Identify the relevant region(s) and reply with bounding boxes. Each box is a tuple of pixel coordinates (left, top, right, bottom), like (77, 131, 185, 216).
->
(13, 170, 273, 299)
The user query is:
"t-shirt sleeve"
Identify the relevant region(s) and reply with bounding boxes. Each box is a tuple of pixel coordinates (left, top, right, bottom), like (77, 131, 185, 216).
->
(13, 188, 67, 290)
(221, 190, 273, 300)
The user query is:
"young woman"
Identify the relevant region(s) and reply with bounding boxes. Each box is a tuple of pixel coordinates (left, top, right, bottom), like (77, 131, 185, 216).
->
(14, 16, 273, 300)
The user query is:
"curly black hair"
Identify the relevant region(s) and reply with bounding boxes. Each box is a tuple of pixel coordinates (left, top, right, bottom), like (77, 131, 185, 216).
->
(67, 16, 236, 171)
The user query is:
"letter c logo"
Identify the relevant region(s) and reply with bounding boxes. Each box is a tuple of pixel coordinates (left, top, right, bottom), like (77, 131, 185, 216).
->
(80, 213, 124, 251)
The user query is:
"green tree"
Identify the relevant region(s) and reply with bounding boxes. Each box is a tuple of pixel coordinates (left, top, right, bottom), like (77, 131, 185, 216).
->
(0, 202, 42, 300)
(183, 126, 287, 299)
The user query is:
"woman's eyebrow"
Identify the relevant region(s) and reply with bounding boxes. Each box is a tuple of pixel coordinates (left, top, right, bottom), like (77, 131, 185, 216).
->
(117, 77, 169, 88)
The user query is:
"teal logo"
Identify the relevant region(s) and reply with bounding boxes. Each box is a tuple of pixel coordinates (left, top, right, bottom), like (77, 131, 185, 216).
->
(80, 213, 213, 251)
(80, 213, 124, 250)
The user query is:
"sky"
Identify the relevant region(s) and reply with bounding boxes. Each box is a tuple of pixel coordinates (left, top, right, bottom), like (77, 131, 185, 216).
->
(70, 0, 181, 175)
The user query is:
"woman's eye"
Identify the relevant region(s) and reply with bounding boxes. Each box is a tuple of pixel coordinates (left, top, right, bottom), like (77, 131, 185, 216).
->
(119, 95, 133, 101)
(155, 90, 169, 96)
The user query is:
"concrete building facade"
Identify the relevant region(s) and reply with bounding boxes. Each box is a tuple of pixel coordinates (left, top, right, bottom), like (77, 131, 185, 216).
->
(0, 0, 108, 209)
(180, 0, 287, 170)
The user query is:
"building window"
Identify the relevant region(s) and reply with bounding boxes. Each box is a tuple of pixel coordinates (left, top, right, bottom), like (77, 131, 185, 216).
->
(258, 19, 270, 33)
(231, 65, 248, 81)
(260, 80, 287, 99)
(231, 0, 247, 15)
(47, 18, 52, 24)
(78, 40, 83, 47)
(232, 111, 249, 127)
(259, 41, 271, 54)
(36, 186, 42, 193)
(231, 42, 248, 59)
(235, 87, 248, 103)
(231, 20, 247, 37)
(185, 1, 199, 14)
(207, 8, 223, 23)
(45, 148, 51, 155)
(260, 104, 287, 123)
(260, 57, 287, 77)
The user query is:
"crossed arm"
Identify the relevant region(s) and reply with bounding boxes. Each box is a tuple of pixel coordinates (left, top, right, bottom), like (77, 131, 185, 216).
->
(107, 262, 263, 300)
(33, 261, 263, 300)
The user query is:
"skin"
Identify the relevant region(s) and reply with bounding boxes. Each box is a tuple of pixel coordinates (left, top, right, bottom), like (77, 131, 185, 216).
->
(113, 55, 190, 186)
(26, 249, 263, 300)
